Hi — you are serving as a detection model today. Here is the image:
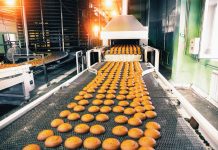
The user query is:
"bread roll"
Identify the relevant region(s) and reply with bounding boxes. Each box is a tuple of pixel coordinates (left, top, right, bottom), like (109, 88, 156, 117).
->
(37, 130, 54, 141)
(144, 129, 160, 139)
(128, 128, 143, 139)
(120, 139, 139, 150)
(57, 123, 72, 133)
(83, 137, 101, 149)
(90, 124, 105, 135)
(112, 126, 128, 136)
(145, 122, 161, 130)
(96, 114, 109, 122)
(64, 136, 82, 149)
(44, 136, 62, 148)
(138, 136, 156, 147)
(74, 124, 90, 134)
(102, 138, 120, 150)
(51, 119, 64, 128)
(23, 144, 40, 150)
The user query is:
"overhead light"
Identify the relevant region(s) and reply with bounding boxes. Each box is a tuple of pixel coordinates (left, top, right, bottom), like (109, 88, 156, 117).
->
(5, 0, 16, 6)
(105, 0, 112, 8)
(111, 10, 118, 17)
(93, 25, 100, 37)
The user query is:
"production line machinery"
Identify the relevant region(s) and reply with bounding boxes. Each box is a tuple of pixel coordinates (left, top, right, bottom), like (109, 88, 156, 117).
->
(0, 45, 217, 150)
(0, 52, 69, 100)
(0, 11, 217, 149)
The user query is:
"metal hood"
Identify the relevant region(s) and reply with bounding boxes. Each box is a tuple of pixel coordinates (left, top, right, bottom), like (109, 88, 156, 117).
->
(100, 15, 148, 40)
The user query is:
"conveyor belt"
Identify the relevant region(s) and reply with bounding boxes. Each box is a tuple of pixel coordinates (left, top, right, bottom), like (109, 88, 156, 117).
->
(0, 63, 205, 150)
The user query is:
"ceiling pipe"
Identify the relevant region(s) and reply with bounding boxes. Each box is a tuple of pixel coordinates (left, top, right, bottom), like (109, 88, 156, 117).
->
(122, 0, 128, 15)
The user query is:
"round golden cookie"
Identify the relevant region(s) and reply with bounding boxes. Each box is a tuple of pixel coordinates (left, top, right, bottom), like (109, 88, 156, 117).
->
(138, 136, 156, 147)
(124, 108, 136, 115)
(78, 91, 87, 96)
(67, 113, 80, 121)
(96, 94, 105, 99)
(145, 111, 157, 118)
(138, 146, 155, 150)
(104, 99, 114, 106)
(88, 106, 100, 113)
(44, 135, 63, 148)
(97, 89, 107, 94)
(81, 114, 94, 122)
(51, 119, 64, 128)
(78, 99, 89, 106)
(67, 102, 77, 109)
(128, 117, 142, 126)
(118, 101, 129, 107)
(114, 115, 128, 124)
(142, 96, 151, 101)
(120, 139, 139, 150)
(113, 106, 124, 113)
(37, 130, 54, 141)
(74, 95, 83, 101)
(90, 124, 105, 135)
(144, 129, 161, 139)
(128, 128, 143, 139)
(83, 86, 88, 91)
(133, 98, 143, 103)
(145, 122, 161, 130)
(144, 105, 155, 111)
(64, 136, 82, 149)
(116, 95, 126, 100)
(102, 138, 120, 150)
(141, 100, 152, 106)
(106, 94, 116, 99)
(119, 90, 128, 95)
(134, 113, 146, 121)
(120, 86, 128, 90)
(110, 86, 118, 90)
(92, 99, 103, 105)
(112, 125, 128, 136)
(74, 124, 90, 134)
(86, 88, 95, 93)
(73, 105, 85, 112)
(135, 106, 146, 113)
(83, 137, 101, 149)
(107, 90, 116, 94)
(126, 94, 136, 100)
(22, 144, 40, 150)
(130, 102, 141, 107)
(96, 114, 109, 122)
(57, 123, 72, 133)
(59, 110, 71, 118)
(83, 93, 93, 99)
(100, 86, 109, 90)
(100, 106, 111, 113)
(142, 91, 149, 96)
(135, 93, 143, 98)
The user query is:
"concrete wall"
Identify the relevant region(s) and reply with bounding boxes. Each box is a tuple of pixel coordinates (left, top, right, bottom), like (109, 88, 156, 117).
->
(172, 0, 218, 95)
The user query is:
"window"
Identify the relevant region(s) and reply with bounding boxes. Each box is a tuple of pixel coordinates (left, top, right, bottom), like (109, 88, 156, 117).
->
(200, 0, 218, 58)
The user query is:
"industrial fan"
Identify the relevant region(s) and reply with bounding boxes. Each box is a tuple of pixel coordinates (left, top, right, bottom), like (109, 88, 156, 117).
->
(6, 45, 21, 62)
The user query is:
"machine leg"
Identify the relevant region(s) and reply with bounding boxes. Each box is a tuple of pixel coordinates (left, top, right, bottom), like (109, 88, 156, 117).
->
(22, 73, 34, 100)
(43, 65, 48, 83)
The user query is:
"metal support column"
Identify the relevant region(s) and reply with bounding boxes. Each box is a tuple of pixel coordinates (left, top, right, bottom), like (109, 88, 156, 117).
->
(21, 0, 29, 58)
(60, 0, 65, 52)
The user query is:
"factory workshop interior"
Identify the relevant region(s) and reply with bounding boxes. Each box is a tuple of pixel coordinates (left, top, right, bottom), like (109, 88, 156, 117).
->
(0, 0, 218, 149)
